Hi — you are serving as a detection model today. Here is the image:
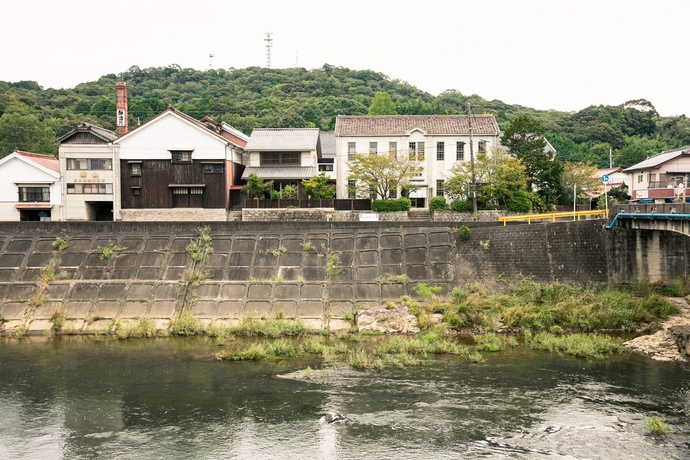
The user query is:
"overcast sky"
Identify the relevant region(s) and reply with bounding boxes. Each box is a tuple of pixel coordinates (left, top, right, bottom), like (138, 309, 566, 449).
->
(2, 0, 688, 116)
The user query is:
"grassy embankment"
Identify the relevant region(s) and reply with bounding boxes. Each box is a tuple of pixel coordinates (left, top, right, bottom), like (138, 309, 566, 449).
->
(108, 278, 686, 368)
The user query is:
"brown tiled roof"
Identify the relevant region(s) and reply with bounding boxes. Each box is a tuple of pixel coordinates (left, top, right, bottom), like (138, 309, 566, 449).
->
(335, 115, 500, 136)
(16, 150, 59, 173)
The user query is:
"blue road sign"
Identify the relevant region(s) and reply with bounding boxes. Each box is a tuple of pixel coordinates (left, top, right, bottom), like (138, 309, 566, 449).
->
(602, 174, 610, 183)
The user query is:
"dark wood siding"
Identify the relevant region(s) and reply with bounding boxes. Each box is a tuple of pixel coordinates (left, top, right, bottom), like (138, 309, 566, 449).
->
(120, 160, 228, 209)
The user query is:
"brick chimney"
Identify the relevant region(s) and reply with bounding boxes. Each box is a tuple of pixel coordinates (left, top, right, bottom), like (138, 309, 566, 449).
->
(115, 82, 128, 136)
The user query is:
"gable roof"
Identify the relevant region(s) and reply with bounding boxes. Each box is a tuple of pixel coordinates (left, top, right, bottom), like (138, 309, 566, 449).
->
(335, 115, 500, 136)
(0, 150, 60, 176)
(199, 116, 249, 147)
(623, 146, 690, 172)
(114, 107, 246, 147)
(54, 123, 117, 146)
(245, 128, 321, 152)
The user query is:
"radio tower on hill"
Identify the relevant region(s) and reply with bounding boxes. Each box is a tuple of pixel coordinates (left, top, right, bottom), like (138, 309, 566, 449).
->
(265, 32, 273, 68)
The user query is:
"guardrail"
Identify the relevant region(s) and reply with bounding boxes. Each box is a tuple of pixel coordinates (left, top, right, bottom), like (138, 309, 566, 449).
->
(498, 209, 608, 226)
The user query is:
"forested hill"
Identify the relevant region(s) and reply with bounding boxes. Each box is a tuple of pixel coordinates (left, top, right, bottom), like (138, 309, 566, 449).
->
(1, 63, 689, 168)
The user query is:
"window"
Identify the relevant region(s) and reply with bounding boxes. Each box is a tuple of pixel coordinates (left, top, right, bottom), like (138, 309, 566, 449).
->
(203, 164, 223, 173)
(130, 163, 141, 176)
(436, 142, 445, 161)
(348, 142, 356, 161)
(478, 141, 487, 153)
(132, 187, 141, 196)
(67, 183, 113, 194)
(637, 174, 643, 183)
(389, 188, 397, 198)
(260, 152, 300, 165)
(170, 150, 192, 163)
(409, 141, 425, 161)
(369, 186, 376, 199)
(66, 158, 112, 170)
(456, 142, 465, 161)
(369, 142, 378, 154)
(348, 179, 357, 198)
(389, 142, 397, 156)
(436, 180, 445, 197)
(318, 162, 334, 172)
(18, 186, 49, 202)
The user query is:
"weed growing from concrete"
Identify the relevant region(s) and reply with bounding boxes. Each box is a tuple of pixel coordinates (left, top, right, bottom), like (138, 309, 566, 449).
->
(170, 310, 207, 336)
(115, 317, 161, 339)
(49, 305, 66, 334)
(301, 241, 314, 251)
(413, 282, 442, 299)
(376, 274, 409, 284)
(326, 254, 341, 279)
(479, 239, 491, 250)
(97, 240, 127, 261)
(459, 226, 471, 240)
(52, 237, 69, 252)
(643, 416, 671, 435)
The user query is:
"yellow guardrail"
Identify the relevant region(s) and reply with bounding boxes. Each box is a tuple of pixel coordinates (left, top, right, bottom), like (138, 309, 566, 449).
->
(498, 210, 608, 226)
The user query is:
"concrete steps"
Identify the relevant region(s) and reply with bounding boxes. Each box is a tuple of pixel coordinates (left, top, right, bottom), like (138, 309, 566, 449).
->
(409, 210, 431, 221)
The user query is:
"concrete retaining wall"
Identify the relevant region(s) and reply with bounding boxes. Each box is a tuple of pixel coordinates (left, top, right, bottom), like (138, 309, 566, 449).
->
(0, 219, 685, 333)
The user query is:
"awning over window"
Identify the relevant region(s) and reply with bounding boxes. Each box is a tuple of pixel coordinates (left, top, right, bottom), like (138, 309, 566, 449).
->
(15, 204, 53, 209)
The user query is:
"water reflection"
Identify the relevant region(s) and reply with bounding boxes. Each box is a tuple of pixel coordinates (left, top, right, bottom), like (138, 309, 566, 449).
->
(0, 336, 688, 459)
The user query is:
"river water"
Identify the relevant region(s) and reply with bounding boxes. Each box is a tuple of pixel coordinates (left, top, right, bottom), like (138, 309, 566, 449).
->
(0, 336, 688, 459)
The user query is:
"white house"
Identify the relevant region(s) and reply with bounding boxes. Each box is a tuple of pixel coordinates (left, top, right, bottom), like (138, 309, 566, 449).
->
(114, 108, 248, 220)
(55, 123, 119, 221)
(623, 146, 690, 201)
(241, 128, 321, 195)
(0, 150, 61, 221)
(334, 115, 501, 208)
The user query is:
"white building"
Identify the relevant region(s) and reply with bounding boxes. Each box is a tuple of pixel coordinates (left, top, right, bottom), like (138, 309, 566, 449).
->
(55, 123, 119, 221)
(334, 115, 501, 208)
(624, 146, 690, 202)
(0, 150, 61, 221)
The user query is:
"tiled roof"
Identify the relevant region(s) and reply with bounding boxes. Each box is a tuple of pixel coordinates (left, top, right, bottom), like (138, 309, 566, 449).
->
(16, 150, 59, 173)
(241, 166, 317, 180)
(54, 123, 117, 145)
(623, 146, 690, 172)
(335, 115, 500, 136)
(246, 128, 321, 152)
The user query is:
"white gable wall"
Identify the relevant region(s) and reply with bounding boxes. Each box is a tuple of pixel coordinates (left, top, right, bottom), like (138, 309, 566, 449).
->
(118, 113, 229, 160)
(0, 156, 61, 221)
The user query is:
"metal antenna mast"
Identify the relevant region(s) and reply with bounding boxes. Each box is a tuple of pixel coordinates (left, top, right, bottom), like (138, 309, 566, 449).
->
(209, 54, 214, 68)
(264, 33, 273, 68)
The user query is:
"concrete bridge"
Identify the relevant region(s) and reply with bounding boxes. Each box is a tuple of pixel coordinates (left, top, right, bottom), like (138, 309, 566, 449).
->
(607, 203, 690, 237)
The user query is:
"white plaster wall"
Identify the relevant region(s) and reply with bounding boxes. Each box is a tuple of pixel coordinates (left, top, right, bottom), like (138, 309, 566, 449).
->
(0, 156, 61, 220)
(335, 134, 500, 202)
(118, 113, 229, 160)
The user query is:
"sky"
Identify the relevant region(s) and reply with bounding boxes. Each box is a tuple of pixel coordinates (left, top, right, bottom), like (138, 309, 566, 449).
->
(2, 0, 689, 116)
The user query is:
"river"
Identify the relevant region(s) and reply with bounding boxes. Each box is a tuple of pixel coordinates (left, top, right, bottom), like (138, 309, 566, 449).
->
(0, 336, 688, 459)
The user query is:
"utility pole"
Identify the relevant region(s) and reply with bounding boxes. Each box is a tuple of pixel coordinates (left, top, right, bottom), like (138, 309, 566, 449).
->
(467, 103, 477, 220)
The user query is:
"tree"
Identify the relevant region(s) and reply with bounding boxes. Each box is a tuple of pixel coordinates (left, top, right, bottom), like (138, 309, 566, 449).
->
(502, 114, 562, 205)
(242, 173, 273, 199)
(0, 113, 57, 157)
(560, 162, 601, 205)
(368, 92, 397, 115)
(301, 172, 335, 199)
(444, 148, 528, 209)
(347, 152, 422, 199)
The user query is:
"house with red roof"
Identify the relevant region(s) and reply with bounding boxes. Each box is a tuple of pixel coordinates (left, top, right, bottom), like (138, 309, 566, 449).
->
(114, 107, 248, 220)
(0, 150, 61, 221)
(334, 115, 501, 207)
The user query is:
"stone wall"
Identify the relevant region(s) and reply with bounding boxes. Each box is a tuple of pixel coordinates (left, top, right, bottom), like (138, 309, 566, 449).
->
(0, 220, 685, 333)
(120, 208, 228, 222)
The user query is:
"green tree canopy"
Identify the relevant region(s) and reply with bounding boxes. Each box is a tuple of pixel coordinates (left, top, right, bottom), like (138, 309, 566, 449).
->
(242, 173, 273, 199)
(347, 152, 422, 199)
(0, 112, 57, 157)
(301, 172, 335, 199)
(367, 92, 397, 115)
(444, 148, 528, 209)
(560, 162, 602, 205)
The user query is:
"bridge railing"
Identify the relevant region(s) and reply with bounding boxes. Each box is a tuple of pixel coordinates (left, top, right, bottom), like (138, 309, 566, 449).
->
(498, 210, 608, 226)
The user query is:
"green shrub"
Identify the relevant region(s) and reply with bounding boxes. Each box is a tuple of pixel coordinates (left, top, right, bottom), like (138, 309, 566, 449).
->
(371, 198, 412, 212)
(450, 199, 473, 212)
(52, 237, 69, 252)
(429, 196, 447, 211)
(644, 416, 671, 435)
(459, 225, 471, 240)
(505, 191, 532, 213)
